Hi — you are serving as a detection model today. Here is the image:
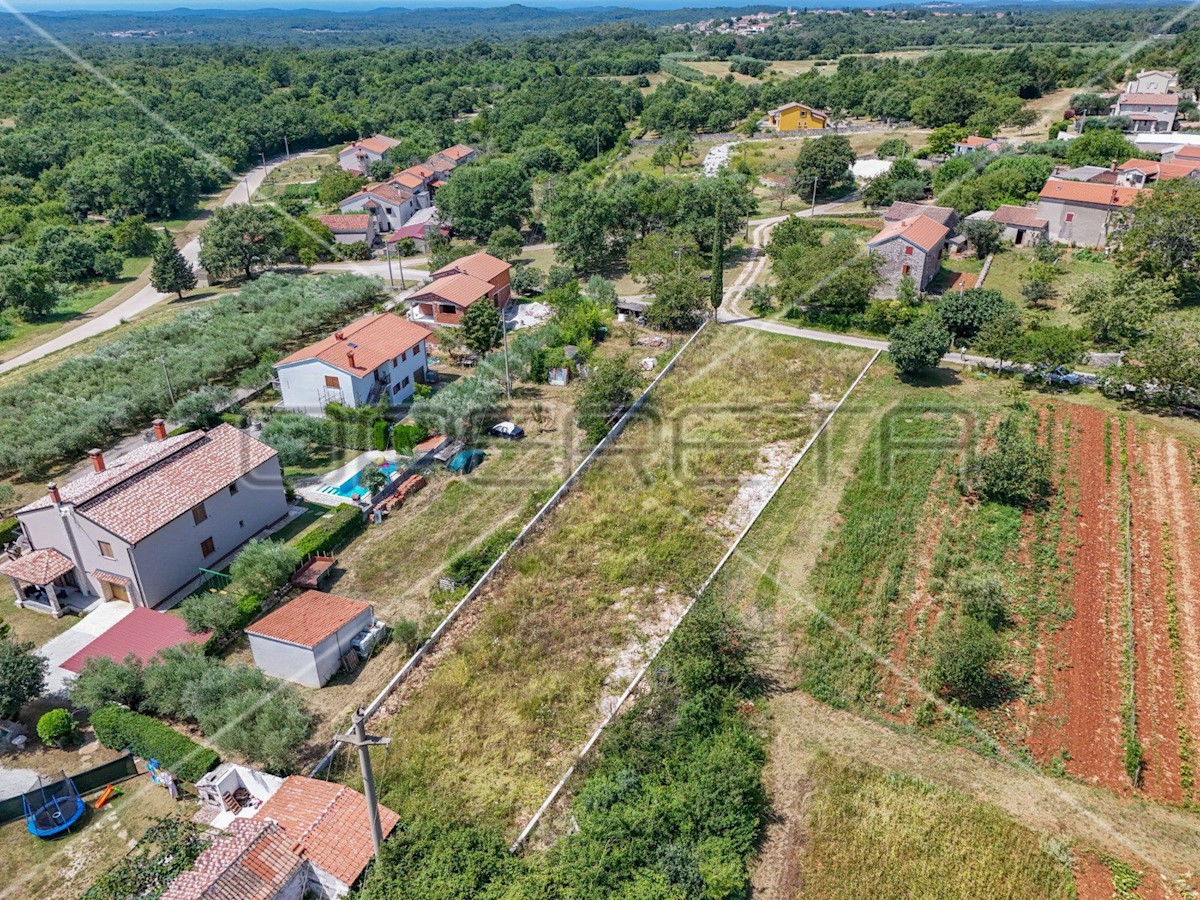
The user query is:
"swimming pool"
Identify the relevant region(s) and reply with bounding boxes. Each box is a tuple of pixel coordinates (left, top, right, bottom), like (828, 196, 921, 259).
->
(322, 461, 396, 498)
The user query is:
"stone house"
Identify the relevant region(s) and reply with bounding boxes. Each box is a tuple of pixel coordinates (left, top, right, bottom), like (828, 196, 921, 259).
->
(867, 214, 950, 295)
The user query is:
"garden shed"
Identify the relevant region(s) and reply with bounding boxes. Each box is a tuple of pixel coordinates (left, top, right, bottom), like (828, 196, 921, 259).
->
(245, 590, 375, 688)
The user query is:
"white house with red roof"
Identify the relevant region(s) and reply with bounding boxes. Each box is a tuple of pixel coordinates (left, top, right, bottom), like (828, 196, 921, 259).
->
(952, 135, 1002, 155)
(337, 134, 401, 175)
(274, 313, 432, 413)
(1113, 92, 1179, 133)
(1, 421, 287, 612)
(867, 214, 950, 294)
(337, 181, 425, 233)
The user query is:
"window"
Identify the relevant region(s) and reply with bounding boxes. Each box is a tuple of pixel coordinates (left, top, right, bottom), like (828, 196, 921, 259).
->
(440, 304, 457, 315)
(904, 245, 914, 256)
(191, 503, 207, 525)
(900, 264, 910, 275)
(400, 350, 407, 362)
(1065, 213, 1075, 222)
(401, 376, 410, 388)
(325, 375, 340, 388)
(98, 541, 114, 559)
(228, 481, 239, 496)
(393, 382, 403, 395)
(200, 537, 215, 557)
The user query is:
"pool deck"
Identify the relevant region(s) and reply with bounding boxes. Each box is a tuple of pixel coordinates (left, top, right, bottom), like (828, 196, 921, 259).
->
(297, 449, 402, 507)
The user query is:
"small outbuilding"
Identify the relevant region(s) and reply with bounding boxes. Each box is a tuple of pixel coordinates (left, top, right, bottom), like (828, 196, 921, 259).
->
(245, 590, 375, 688)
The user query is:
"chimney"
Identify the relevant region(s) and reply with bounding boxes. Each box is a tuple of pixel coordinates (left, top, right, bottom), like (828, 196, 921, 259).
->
(152, 418, 168, 441)
(88, 449, 105, 472)
(335, 331, 345, 341)
(47, 483, 61, 505)
(347, 350, 356, 369)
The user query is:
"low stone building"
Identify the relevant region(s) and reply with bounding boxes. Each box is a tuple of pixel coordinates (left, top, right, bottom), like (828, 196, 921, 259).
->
(867, 214, 950, 295)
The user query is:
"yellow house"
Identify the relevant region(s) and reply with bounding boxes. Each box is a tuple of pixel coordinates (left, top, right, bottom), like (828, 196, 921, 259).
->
(768, 102, 828, 131)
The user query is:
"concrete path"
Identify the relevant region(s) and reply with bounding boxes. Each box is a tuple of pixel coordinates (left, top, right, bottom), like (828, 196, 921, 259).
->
(0, 151, 321, 377)
(37, 601, 134, 695)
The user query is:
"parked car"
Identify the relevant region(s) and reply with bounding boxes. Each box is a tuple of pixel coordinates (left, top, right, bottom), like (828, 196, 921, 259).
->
(448, 449, 486, 474)
(1042, 366, 1083, 386)
(489, 421, 525, 440)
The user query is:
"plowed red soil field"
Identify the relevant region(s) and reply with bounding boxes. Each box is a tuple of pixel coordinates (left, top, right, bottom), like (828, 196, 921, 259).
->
(1029, 405, 1200, 803)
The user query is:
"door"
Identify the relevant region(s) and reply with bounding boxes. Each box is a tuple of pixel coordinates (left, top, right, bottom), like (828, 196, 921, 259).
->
(104, 582, 129, 602)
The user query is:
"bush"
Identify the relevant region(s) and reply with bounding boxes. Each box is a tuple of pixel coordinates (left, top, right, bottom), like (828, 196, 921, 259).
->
(964, 413, 1052, 508)
(391, 618, 423, 655)
(180, 590, 243, 639)
(36, 708, 74, 746)
(959, 575, 1009, 630)
(229, 539, 301, 598)
(168, 386, 233, 432)
(392, 422, 428, 454)
(292, 503, 365, 557)
(372, 420, 389, 452)
(70, 654, 145, 711)
(446, 526, 519, 586)
(90, 705, 219, 782)
(575, 355, 641, 444)
(0, 637, 46, 718)
(935, 289, 1010, 343)
(219, 411, 247, 429)
(931, 616, 1003, 707)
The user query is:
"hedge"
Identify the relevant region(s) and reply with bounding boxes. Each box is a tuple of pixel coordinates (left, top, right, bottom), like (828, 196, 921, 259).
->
(292, 503, 366, 557)
(0, 517, 17, 544)
(90, 705, 218, 783)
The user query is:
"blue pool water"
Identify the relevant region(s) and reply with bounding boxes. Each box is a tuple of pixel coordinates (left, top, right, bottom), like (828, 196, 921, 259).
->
(326, 461, 396, 497)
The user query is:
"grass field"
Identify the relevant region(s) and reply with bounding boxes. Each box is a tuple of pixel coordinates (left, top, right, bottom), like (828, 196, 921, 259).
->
(981, 246, 1111, 328)
(0, 255, 149, 360)
(363, 327, 870, 829)
(800, 754, 1076, 899)
(254, 151, 337, 201)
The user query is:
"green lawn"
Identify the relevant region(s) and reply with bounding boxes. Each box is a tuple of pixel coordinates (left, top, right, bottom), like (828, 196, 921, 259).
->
(0, 255, 149, 359)
(981, 247, 1112, 329)
(272, 501, 328, 544)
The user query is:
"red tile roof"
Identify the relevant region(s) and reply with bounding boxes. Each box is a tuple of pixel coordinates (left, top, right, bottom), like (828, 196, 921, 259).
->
(957, 135, 1000, 149)
(343, 134, 401, 156)
(275, 313, 431, 376)
(245, 590, 372, 648)
(386, 222, 449, 242)
(1118, 158, 1200, 180)
(432, 251, 511, 284)
(1117, 92, 1179, 106)
(1173, 144, 1200, 160)
(392, 171, 426, 190)
(1038, 178, 1139, 208)
(410, 272, 494, 308)
(162, 818, 304, 900)
(882, 201, 957, 228)
(315, 214, 372, 234)
(990, 204, 1048, 229)
(868, 214, 950, 254)
(20, 426, 279, 545)
(255, 776, 399, 887)
(425, 155, 456, 174)
(61, 607, 208, 673)
(0, 548, 74, 585)
(402, 164, 436, 180)
(439, 144, 475, 162)
(341, 182, 413, 208)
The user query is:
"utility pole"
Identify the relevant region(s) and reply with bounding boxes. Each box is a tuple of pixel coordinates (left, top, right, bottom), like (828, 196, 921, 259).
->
(283, 135, 290, 161)
(334, 708, 391, 861)
(384, 241, 396, 288)
(498, 312, 511, 399)
(810, 174, 818, 215)
(259, 150, 267, 169)
(160, 358, 176, 406)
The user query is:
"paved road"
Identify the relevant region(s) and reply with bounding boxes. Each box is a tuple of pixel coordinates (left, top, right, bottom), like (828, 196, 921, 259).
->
(0, 151, 321, 377)
(716, 209, 1059, 375)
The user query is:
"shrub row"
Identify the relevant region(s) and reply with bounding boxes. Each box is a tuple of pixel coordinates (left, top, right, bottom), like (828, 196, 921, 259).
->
(293, 503, 366, 557)
(90, 704, 218, 783)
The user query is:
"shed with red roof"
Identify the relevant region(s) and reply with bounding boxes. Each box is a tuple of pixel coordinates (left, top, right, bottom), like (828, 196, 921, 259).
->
(246, 590, 375, 687)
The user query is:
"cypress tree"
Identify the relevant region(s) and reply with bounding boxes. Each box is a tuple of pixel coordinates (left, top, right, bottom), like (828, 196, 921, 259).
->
(710, 203, 724, 312)
(150, 230, 198, 300)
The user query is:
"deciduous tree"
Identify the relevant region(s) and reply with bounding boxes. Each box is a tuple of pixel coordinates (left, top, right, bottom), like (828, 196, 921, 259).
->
(198, 204, 285, 282)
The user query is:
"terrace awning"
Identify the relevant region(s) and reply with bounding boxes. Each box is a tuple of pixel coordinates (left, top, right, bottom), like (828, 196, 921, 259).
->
(0, 549, 74, 586)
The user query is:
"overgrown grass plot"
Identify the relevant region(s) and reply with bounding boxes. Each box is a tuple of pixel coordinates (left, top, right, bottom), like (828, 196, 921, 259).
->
(369, 329, 869, 828)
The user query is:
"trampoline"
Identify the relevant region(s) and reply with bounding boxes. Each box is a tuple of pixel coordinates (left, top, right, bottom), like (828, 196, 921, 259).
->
(23, 772, 85, 838)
